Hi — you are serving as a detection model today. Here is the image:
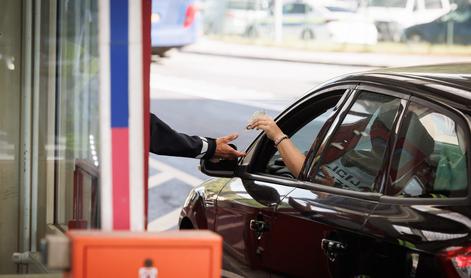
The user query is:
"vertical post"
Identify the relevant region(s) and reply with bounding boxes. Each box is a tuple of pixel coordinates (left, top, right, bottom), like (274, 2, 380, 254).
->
(99, 0, 147, 231)
(142, 0, 151, 230)
(129, 0, 145, 231)
(274, 0, 283, 44)
(446, 20, 454, 45)
(99, 0, 113, 230)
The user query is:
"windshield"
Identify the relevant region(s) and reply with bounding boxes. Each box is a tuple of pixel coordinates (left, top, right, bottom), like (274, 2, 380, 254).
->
(227, 0, 268, 10)
(368, 0, 408, 8)
(325, 6, 355, 13)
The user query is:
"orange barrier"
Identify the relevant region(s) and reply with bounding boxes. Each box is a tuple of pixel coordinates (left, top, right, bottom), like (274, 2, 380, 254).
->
(65, 230, 222, 278)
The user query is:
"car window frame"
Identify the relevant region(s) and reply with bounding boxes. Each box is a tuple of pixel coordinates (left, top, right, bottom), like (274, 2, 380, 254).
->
(303, 85, 410, 195)
(380, 95, 471, 205)
(240, 83, 357, 184)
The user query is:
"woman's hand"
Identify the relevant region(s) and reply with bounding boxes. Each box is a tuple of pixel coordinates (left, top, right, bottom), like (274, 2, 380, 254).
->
(251, 114, 305, 177)
(249, 115, 284, 141)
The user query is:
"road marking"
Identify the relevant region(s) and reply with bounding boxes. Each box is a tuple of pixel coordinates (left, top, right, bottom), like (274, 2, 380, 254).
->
(148, 171, 174, 189)
(147, 207, 181, 232)
(147, 158, 205, 231)
(149, 158, 204, 187)
(150, 74, 286, 111)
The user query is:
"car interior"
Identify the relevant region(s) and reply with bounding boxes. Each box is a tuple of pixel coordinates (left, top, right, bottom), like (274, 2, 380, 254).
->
(388, 103, 468, 198)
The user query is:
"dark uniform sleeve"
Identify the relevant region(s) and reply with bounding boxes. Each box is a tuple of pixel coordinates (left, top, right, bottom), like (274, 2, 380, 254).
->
(149, 113, 216, 159)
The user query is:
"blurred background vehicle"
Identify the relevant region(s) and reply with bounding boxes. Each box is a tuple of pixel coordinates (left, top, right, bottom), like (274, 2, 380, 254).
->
(151, 0, 201, 57)
(248, 0, 378, 44)
(201, 0, 270, 36)
(403, 2, 471, 44)
(358, 0, 452, 41)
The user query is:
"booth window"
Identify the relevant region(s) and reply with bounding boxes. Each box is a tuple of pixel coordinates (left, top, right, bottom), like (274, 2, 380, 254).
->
(54, 0, 100, 230)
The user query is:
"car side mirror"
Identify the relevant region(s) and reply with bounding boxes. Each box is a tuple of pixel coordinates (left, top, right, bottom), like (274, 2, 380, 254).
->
(200, 143, 243, 177)
(200, 158, 238, 178)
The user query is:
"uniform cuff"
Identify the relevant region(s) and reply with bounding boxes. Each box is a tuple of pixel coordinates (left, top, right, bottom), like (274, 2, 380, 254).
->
(197, 137, 216, 159)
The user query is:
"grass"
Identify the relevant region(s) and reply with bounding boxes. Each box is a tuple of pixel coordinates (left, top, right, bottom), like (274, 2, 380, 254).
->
(208, 35, 471, 56)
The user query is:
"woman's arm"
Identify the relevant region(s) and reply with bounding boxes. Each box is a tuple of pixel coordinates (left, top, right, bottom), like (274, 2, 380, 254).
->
(276, 138, 306, 177)
(250, 115, 305, 177)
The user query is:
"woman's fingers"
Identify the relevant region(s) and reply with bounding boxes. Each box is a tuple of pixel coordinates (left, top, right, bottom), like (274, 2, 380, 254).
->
(251, 115, 273, 124)
(251, 120, 270, 127)
(249, 115, 282, 141)
(251, 119, 273, 127)
(256, 124, 270, 130)
(252, 123, 272, 132)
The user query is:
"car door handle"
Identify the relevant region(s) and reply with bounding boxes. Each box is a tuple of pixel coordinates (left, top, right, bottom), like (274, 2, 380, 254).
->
(249, 219, 269, 232)
(249, 219, 269, 240)
(321, 238, 347, 262)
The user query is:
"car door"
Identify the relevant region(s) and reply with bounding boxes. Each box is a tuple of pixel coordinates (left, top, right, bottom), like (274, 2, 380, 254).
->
(361, 96, 471, 278)
(214, 86, 352, 277)
(263, 88, 409, 277)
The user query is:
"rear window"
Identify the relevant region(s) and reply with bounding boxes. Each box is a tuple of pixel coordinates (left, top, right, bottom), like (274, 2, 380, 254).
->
(325, 6, 354, 13)
(368, 0, 407, 8)
(227, 0, 257, 10)
(283, 3, 307, 14)
(387, 101, 469, 198)
(424, 0, 442, 9)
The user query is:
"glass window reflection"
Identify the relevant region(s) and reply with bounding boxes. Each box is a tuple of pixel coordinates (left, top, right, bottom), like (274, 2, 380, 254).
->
(387, 102, 468, 198)
(312, 92, 401, 192)
(55, 0, 100, 229)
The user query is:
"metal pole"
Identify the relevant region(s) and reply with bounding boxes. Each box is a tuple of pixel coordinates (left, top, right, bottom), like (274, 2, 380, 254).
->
(31, 0, 42, 253)
(20, 0, 33, 256)
(274, 0, 282, 43)
(446, 20, 454, 45)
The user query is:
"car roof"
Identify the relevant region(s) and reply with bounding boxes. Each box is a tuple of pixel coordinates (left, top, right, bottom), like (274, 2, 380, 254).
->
(334, 63, 471, 110)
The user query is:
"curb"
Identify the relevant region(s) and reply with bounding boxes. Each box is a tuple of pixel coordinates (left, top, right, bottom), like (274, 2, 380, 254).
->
(183, 49, 381, 68)
(182, 40, 471, 68)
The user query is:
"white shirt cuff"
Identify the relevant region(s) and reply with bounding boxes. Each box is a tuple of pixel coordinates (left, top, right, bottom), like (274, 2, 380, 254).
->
(195, 137, 208, 159)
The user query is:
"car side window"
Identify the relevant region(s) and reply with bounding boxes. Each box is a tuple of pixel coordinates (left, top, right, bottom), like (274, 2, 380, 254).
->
(283, 3, 306, 14)
(265, 107, 336, 178)
(386, 101, 468, 198)
(311, 92, 402, 192)
(259, 92, 345, 179)
(424, 0, 442, 9)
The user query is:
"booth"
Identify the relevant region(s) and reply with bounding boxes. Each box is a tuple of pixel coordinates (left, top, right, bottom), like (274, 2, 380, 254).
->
(0, 0, 221, 276)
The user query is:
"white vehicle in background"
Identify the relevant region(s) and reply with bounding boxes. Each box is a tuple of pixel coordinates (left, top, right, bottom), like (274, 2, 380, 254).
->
(357, 0, 452, 41)
(248, 1, 378, 44)
(201, 0, 270, 36)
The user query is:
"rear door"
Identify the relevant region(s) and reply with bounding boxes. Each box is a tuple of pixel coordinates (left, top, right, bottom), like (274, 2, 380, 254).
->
(362, 96, 471, 277)
(266, 88, 408, 277)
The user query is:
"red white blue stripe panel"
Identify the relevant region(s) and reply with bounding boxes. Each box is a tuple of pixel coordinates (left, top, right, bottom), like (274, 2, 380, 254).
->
(99, 0, 145, 231)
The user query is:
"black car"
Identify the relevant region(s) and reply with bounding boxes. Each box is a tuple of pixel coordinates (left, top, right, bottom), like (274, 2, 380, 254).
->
(179, 64, 471, 278)
(404, 4, 471, 45)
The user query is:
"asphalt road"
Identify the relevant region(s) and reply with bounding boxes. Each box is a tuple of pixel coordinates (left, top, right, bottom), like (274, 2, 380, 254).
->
(147, 50, 373, 231)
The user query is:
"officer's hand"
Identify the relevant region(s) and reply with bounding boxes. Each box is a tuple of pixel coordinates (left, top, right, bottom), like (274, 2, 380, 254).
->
(214, 133, 246, 160)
